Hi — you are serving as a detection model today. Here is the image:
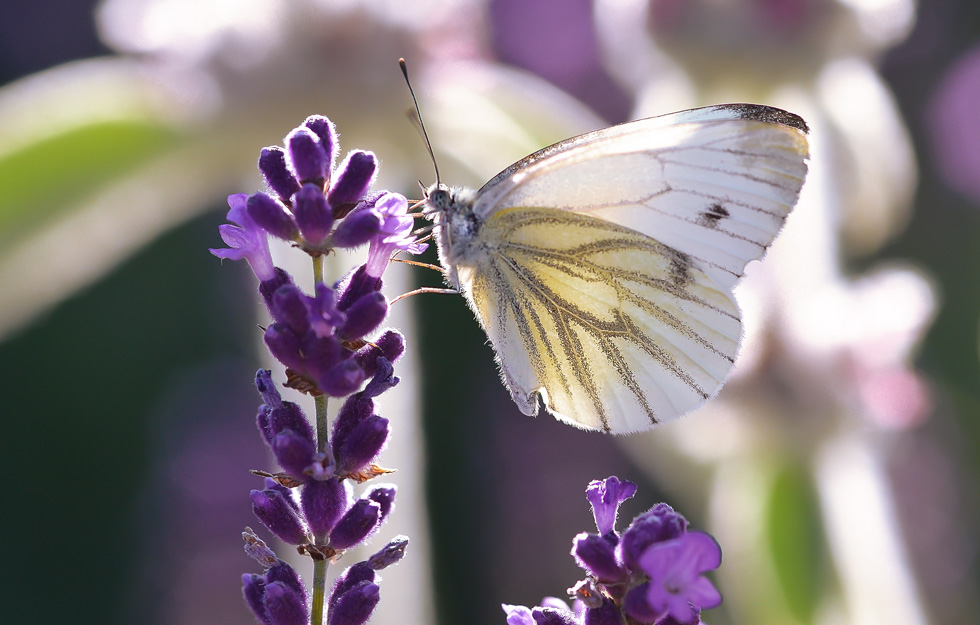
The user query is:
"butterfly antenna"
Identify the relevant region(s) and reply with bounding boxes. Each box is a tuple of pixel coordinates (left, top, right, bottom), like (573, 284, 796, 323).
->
(400, 58, 441, 185)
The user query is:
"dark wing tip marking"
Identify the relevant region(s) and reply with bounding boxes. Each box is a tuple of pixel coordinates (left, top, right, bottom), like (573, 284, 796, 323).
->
(716, 103, 810, 134)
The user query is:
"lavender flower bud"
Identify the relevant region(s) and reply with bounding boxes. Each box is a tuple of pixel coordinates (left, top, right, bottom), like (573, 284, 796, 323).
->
(354, 331, 405, 376)
(329, 499, 382, 550)
(264, 478, 299, 510)
(336, 416, 389, 475)
(327, 151, 378, 215)
(301, 478, 350, 538)
(303, 115, 338, 172)
(258, 268, 294, 312)
(367, 535, 408, 570)
(263, 324, 305, 372)
(286, 127, 328, 184)
(319, 359, 366, 397)
(259, 147, 300, 203)
(582, 598, 622, 625)
(622, 582, 659, 623)
(242, 574, 271, 625)
(270, 285, 312, 333)
(330, 562, 376, 606)
(268, 401, 315, 446)
(271, 429, 316, 479)
(619, 503, 687, 571)
(251, 489, 308, 545)
(264, 581, 309, 625)
(266, 562, 306, 600)
(327, 580, 380, 625)
(293, 183, 333, 246)
(332, 208, 383, 248)
(333, 394, 374, 456)
(337, 265, 381, 311)
(367, 486, 395, 520)
(247, 192, 299, 241)
(531, 607, 577, 625)
(339, 291, 388, 341)
(572, 533, 625, 583)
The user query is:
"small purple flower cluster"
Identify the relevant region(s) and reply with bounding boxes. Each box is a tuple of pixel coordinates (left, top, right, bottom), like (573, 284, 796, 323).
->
(212, 115, 424, 625)
(503, 477, 722, 625)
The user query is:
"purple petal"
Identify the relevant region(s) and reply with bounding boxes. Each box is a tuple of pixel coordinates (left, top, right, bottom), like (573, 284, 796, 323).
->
(293, 183, 333, 246)
(586, 476, 637, 536)
(328, 151, 378, 216)
(210, 194, 276, 282)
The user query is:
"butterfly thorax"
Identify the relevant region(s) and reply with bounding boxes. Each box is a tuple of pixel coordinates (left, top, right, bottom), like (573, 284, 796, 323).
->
(425, 184, 489, 288)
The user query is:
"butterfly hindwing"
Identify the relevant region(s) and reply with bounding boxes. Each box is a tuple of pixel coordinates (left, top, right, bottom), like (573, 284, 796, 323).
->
(464, 206, 741, 433)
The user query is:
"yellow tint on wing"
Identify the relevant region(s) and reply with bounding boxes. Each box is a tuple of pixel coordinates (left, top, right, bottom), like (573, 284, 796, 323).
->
(465, 206, 741, 433)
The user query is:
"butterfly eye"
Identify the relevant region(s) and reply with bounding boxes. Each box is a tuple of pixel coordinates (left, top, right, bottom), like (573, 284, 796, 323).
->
(428, 187, 451, 211)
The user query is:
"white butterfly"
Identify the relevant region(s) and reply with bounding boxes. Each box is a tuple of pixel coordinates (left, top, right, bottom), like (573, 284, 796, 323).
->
(423, 104, 809, 434)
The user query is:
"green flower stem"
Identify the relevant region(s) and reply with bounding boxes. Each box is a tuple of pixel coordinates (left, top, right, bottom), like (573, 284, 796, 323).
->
(311, 253, 330, 625)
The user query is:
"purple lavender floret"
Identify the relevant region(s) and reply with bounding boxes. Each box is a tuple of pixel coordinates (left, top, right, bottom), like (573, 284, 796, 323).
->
(210, 193, 276, 282)
(504, 477, 722, 625)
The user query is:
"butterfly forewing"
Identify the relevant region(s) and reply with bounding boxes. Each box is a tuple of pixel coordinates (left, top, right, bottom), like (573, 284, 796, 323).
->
(465, 206, 741, 433)
(474, 105, 809, 290)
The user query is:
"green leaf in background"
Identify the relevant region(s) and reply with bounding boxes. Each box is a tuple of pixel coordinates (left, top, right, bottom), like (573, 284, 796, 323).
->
(0, 119, 177, 243)
(766, 462, 826, 623)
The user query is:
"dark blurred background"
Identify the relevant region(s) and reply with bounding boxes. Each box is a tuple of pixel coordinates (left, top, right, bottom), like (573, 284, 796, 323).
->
(1, 1, 978, 624)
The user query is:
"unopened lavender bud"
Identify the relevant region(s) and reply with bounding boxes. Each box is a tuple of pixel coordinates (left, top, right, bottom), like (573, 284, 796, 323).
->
(330, 562, 376, 607)
(622, 582, 659, 623)
(251, 489, 308, 545)
(332, 395, 374, 454)
(264, 581, 309, 625)
(327, 151, 378, 215)
(293, 183, 333, 246)
(286, 127, 328, 184)
(301, 478, 350, 538)
(572, 533, 625, 583)
(337, 265, 381, 310)
(259, 147, 300, 203)
(583, 598, 621, 625)
(339, 291, 388, 341)
(328, 580, 380, 625)
(619, 503, 687, 571)
(304, 115, 338, 172)
(531, 607, 578, 625)
(264, 479, 299, 510)
(332, 208, 382, 248)
(242, 574, 271, 625)
(354, 331, 405, 376)
(266, 562, 306, 601)
(263, 324, 305, 372)
(367, 535, 408, 570)
(258, 268, 294, 311)
(319, 359, 365, 398)
(329, 499, 382, 550)
(271, 429, 316, 480)
(268, 401, 314, 445)
(247, 192, 298, 241)
(270, 285, 312, 333)
(336, 416, 389, 475)
(368, 486, 396, 519)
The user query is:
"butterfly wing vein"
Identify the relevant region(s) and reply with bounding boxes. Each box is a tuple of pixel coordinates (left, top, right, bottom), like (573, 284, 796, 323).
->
(467, 207, 741, 433)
